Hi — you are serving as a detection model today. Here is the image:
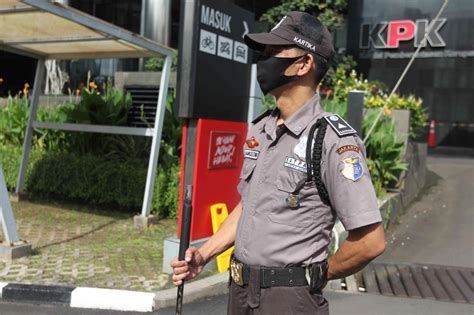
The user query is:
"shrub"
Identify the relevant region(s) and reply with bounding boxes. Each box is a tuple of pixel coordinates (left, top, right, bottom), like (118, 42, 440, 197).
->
(60, 84, 134, 158)
(362, 111, 408, 196)
(365, 94, 427, 139)
(144, 52, 178, 72)
(0, 146, 179, 216)
(0, 145, 43, 191)
(0, 94, 69, 151)
(323, 65, 428, 139)
(0, 95, 29, 148)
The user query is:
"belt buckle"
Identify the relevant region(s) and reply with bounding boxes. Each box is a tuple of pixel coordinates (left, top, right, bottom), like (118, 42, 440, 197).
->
(230, 258, 244, 286)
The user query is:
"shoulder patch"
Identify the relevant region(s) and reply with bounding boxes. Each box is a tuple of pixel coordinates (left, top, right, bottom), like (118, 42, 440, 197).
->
(323, 114, 357, 137)
(251, 110, 272, 125)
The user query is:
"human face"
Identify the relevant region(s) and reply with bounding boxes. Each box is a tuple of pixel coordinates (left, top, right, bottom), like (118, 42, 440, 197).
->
(262, 45, 307, 76)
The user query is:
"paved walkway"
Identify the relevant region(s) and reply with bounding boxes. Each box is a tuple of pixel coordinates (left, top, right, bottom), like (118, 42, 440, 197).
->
(379, 156, 474, 268)
(0, 201, 176, 292)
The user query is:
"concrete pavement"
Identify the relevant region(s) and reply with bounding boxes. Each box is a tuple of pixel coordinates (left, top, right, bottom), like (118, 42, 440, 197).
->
(2, 289, 471, 315)
(379, 156, 474, 268)
(158, 290, 474, 315)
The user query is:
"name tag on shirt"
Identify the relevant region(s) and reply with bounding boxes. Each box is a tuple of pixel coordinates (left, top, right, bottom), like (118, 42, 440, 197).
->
(244, 149, 260, 160)
(284, 157, 307, 173)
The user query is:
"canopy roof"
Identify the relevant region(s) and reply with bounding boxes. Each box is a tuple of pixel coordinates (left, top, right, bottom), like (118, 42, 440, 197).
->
(0, 0, 174, 60)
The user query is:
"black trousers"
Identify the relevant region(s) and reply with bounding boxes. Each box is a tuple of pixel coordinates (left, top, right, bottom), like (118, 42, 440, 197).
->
(227, 277, 329, 314)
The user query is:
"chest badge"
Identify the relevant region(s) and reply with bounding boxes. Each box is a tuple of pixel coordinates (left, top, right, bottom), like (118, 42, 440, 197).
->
(341, 156, 364, 181)
(286, 193, 300, 208)
(246, 136, 259, 148)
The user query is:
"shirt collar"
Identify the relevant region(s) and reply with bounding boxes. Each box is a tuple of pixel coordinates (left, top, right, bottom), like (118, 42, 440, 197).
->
(282, 93, 324, 136)
(262, 93, 324, 139)
(263, 109, 279, 140)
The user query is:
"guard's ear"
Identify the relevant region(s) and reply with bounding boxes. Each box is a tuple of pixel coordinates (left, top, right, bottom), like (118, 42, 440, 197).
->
(296, 54, 315, 77)
(284, 54, 313, 77)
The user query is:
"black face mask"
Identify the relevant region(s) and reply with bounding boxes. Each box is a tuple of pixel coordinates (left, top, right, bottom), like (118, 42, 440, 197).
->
(256, 55, 304, 95)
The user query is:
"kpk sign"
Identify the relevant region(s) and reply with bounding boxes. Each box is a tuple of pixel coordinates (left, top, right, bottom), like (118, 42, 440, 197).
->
(360, 18, 447, 49)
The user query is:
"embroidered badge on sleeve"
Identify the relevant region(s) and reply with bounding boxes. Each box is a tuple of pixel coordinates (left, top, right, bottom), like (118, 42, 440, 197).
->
(341, 156, 364, 181)
(336, 145, 360, 155)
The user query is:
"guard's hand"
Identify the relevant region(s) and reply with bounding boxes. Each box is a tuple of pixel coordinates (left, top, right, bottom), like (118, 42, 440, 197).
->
(171, 247, 206, 286)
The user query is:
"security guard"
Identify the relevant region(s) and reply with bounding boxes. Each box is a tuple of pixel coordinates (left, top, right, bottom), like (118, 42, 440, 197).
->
(172, 12, 385, 314)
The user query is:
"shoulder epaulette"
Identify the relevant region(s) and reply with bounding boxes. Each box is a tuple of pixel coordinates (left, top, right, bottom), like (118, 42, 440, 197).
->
(323, 114, 357, 137)
(251, 110, 272, 124)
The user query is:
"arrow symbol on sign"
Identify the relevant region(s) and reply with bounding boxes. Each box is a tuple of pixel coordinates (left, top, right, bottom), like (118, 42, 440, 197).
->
(242, 21, 249, 38)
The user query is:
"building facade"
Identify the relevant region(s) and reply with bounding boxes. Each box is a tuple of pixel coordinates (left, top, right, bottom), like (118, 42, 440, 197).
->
(347, 0, 473, 147)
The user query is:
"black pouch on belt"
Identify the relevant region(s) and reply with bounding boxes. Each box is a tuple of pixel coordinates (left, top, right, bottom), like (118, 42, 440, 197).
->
(308, 260, 329, 294)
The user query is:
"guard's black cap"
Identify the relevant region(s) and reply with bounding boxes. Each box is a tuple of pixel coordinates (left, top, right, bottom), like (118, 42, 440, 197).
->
(244, 11, 335, 61)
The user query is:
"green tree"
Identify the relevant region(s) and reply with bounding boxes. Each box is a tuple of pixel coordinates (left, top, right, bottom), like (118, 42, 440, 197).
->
(259, 0, 348, 32)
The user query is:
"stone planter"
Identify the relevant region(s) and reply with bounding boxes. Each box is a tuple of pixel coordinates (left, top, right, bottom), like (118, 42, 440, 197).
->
(114, 71, 177, 91)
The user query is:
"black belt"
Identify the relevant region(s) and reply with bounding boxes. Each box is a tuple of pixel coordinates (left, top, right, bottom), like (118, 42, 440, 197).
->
(230, 256, 308, 288)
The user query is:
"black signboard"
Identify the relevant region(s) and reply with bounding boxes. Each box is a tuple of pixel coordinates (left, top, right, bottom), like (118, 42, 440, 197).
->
(177, 0, 255, 122)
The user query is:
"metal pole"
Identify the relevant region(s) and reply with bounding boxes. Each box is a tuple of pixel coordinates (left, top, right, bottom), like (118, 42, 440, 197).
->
(141, 55, 172, 216)
(363, 0, 450, 143)
(16, 59, 45, 194)
(247, 64, 263, 124)
(142, 0, 172, 46)
(0, 169, 21, 243)
(176, 185, 193, 315)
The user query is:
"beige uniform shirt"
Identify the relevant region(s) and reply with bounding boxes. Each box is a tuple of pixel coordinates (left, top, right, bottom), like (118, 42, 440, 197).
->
(235, 94, 382, 267)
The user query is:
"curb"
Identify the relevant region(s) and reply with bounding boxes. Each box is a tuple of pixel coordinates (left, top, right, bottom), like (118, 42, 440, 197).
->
(154, 272, 229, 309)
(0, 274, 230, 312)
(0, 282, 155, 312)
(0, 274, 344, 312)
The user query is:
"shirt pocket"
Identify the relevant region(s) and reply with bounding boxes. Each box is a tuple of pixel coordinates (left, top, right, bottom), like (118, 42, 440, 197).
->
(237, 161, 256, 196)
(268, 169, 316, 228)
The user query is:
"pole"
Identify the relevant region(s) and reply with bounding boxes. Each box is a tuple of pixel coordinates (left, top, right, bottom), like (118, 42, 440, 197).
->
(16, 59, 45, 194)
(140, 54, 172, 217)
(176, 185, 193, 315)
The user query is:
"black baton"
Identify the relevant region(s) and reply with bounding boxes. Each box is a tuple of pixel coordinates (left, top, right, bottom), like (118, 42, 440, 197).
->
(176, 185, 193, 315)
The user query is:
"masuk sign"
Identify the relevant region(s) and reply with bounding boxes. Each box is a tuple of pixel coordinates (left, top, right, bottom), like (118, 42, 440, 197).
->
(360, 18, 447, 49)
(178, 0, 255, 122)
